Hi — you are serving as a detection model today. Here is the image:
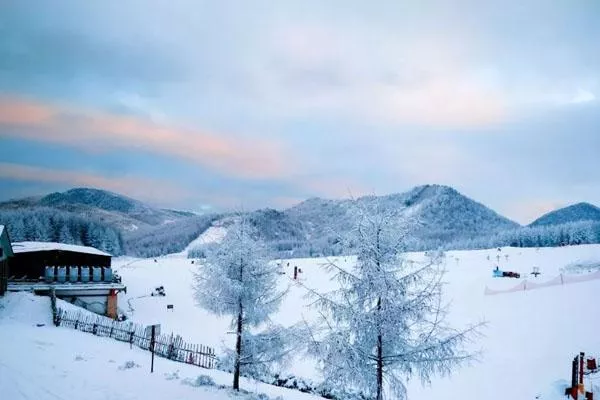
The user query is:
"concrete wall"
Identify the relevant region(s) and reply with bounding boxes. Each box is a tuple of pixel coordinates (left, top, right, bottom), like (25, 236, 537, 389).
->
(64, 295, 109, 315)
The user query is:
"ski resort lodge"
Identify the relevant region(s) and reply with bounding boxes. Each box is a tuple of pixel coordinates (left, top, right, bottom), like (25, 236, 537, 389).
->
(0, 226, 126, 318)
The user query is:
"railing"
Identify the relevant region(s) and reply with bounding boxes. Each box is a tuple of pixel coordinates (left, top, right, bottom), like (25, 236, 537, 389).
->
(55, 308, 217, 369)
(485, 270, 600, 296)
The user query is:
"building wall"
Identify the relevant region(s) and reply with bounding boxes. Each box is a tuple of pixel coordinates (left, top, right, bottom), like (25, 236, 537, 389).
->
(69, 295, 109, 315)
(0, 259, 7, 296)
(0, 231, 12, 296)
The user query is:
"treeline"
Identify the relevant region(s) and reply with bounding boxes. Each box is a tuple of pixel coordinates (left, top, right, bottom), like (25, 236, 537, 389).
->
(236, 220, 600, 259)
(0, 207, 123, 255)
(442, 220, 600, 251)
(123, 214, 219, 258)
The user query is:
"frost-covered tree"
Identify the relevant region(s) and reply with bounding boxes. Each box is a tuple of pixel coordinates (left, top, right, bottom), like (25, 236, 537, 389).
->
(193, 217, 285, 391)
(309, 204, 481, 400)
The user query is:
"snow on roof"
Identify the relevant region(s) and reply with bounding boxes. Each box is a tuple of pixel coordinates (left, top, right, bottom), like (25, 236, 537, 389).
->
(0, 225, 4, 237)
(11, 241, 112, 257)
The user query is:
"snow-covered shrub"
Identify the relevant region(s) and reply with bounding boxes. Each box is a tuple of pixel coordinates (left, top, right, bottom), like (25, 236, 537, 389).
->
(182, 374, 215, 387)
(118, 360, 140, 370)
(164, 370, 180, 381)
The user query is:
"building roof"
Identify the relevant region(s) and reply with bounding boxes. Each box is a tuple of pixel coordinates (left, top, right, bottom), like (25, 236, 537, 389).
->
(11, 242, 111, 257)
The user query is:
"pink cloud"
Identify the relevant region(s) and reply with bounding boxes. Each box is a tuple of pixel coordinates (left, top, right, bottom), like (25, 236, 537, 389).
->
(0, 97, 292, 180)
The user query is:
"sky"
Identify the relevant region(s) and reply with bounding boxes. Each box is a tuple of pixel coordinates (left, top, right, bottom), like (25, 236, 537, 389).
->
(0, 0, 599, 224)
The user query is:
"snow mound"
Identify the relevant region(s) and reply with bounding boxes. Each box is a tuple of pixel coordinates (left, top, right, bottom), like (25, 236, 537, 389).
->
(0, 292, 52, 325)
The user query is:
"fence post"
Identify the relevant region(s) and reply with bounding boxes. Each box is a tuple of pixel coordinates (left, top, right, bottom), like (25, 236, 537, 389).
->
(50, 288, 58, 326)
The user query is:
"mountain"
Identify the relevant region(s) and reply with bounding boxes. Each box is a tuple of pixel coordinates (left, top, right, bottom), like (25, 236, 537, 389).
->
(529, 202, 600, 227)
(0, 188, 215, 257)
(245, 185, 521, 257)
(4, 185, 598, 259)
(1, 188, 195, 232)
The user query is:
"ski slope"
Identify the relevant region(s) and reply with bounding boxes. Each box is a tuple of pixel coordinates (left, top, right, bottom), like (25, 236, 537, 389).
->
(112, 244, 600, 399)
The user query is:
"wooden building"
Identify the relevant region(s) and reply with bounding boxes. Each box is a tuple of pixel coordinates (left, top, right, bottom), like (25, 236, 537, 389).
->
(0, 225, 14, 296)
(9, 242, 111, 280)
(6, 239, 125, 318)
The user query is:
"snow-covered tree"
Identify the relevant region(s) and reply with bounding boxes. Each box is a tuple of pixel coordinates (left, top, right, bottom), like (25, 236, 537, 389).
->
(309, 203, 481, 400)
(193, 217, 286, 391)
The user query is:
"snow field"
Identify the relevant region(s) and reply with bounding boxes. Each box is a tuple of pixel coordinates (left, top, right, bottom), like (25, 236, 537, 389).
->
(0, 292, 320, 400)
(114, 244, 600, 399)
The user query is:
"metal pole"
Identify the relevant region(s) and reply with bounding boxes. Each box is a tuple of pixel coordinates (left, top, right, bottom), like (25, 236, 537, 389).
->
(151, 325, 155, 373)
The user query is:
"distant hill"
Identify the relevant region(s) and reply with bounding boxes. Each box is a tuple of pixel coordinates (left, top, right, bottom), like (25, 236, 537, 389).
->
(244, 185, 520, 257)
(0, 188, 195, 233)
(3, 186, 599, 258)
(530, 202, 600, 227)
(0, 188, 212, 256)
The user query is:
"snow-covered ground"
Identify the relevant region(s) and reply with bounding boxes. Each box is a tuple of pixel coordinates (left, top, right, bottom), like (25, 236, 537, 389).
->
(0, 292, 320, 400)
(2, 244, 600, 399)
(112, 244, 600, 399)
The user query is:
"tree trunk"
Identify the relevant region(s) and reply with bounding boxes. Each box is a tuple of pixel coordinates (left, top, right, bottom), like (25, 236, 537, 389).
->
(376, 297, 383, 400)
(375, 228, 384, 400)
(233, 305, 243, 390)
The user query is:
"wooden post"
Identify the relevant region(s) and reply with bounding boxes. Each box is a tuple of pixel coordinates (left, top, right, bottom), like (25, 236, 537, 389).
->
(580, 352, 585, 394)
(150, 325, 156, 373)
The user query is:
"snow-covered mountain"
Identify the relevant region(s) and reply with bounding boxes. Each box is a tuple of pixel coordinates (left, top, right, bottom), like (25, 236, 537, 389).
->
(3, 185, 600, 258)
(5, 188, 195, 231)
(530, 202, 600, 227)
(0, 188, 213, 256)
(247, 185, 520, 257)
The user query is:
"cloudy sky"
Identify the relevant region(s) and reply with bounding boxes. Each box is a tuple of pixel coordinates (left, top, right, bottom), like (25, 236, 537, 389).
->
(0, 0, 598, 223)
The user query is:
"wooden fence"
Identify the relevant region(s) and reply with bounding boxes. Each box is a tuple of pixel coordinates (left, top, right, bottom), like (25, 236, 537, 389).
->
(55, 308, 217, 369)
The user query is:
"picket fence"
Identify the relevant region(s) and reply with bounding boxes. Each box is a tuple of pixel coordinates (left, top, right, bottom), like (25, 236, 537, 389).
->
(55, 308, 217, 369)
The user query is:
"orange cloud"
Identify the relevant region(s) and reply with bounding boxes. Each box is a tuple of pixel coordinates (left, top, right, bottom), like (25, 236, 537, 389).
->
(0, 162, 190, 206)
(0, 97, 291, 180)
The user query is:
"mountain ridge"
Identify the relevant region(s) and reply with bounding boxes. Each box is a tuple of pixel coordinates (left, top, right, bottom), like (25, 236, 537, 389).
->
(2, 185, 599, 257)
(530, 202, 600, 227)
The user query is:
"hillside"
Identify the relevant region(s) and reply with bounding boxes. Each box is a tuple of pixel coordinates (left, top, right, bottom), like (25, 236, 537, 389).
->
(3, 185, 600, 258)
(247, 185, 520, 257)
(530, 202, 600, 227)
(15, 188, 195, 231)
(0, 188, 217, 256)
